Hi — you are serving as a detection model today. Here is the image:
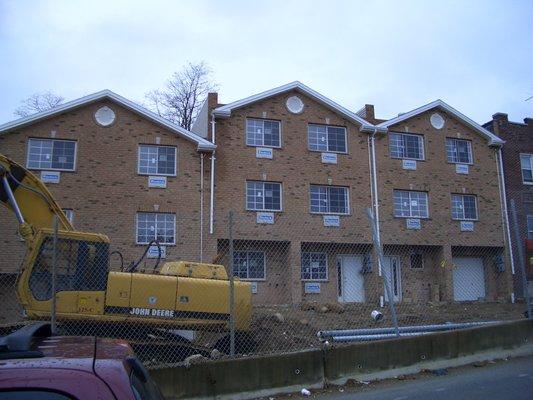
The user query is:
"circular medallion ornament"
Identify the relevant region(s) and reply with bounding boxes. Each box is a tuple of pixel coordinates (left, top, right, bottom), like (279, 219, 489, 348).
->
(430, 113, 445, 129)
(95, 106, 116, 126)
(286, 96, 304, 114)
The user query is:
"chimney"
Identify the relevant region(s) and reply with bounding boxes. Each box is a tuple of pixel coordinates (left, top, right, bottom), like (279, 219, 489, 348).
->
(492, 112, 508, 124)
(207, 92, 219, 114)
(365, 104, 375, 122)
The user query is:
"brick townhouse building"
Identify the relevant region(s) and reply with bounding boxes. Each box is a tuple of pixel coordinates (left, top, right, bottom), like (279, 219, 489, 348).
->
(0, 90, 215, 277)
(192, 81, 513, 305)
(484, 113, 533, 297)
(0, 82, 514, 306)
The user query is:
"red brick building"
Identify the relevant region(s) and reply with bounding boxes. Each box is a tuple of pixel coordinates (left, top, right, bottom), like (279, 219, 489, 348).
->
(484, 113, 533, 298)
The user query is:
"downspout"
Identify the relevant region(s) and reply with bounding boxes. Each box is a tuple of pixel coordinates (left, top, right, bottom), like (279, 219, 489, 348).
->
(496, 147, 515, 276)
(209, 113, 216, 234)
(370, 129, 382, 276)
(200, 152, 204, 262)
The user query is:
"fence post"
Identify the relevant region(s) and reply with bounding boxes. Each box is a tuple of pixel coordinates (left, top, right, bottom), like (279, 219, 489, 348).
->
(51, 214, 58, 335)
(510, 199, 532, 318)
(228, 211, 236, 356)
(366, 208, 400, 336)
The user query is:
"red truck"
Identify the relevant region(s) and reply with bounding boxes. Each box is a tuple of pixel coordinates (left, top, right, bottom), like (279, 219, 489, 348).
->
(0, 323, 164, 400)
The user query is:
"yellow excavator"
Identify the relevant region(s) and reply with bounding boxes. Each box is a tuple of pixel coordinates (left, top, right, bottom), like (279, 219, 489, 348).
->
(0, 154, 252, 354)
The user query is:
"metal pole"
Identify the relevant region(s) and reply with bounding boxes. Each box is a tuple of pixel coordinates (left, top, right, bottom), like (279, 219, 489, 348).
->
(228, 211, 236, 356)
(510, 199, 532, 319)
(51, 215, 59, 335)
(366, 208, 400, 336)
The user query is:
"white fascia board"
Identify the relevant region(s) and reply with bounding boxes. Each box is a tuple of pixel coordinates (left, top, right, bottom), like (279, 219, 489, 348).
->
(0, 89, 216, 152)
(377, 99, 504, 146)
(213, 81, 376, 130)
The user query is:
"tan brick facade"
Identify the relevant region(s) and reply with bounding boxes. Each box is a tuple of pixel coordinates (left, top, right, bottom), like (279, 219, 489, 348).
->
(0, 99, 208, 274)
(0, 86, 514, 306)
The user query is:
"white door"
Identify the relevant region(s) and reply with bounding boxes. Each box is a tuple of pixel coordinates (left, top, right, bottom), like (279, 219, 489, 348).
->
(452, 257, 485, 301)
(338, 256, 365, 303)
(382, 256, 401, 302)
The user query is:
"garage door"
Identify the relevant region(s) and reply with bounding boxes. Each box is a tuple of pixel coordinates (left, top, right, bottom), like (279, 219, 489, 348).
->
(452, 257, 486, 301)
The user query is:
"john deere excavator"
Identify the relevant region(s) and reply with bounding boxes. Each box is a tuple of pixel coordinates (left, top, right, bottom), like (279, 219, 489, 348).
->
(0, 154, 252, 355)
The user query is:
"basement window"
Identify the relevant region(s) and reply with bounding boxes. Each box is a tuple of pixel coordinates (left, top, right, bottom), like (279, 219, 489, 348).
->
(410, 253, 424, 269)
(233, 251, 266, 280)
(301, 252, 328, 281)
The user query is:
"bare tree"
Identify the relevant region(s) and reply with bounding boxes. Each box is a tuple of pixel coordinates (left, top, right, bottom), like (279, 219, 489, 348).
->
(14, 91, 64, 117)
(145, 62, 217, 130)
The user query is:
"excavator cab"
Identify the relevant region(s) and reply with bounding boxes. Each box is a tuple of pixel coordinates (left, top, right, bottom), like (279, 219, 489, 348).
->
(17, 229, 111, 319)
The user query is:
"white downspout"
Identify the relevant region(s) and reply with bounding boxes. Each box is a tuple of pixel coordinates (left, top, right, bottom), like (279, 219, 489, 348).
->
(209, 113, 216, 234)
(200, 153, 204, 262)
(370, 129, 382, 276)
(497, 147, 515, 275)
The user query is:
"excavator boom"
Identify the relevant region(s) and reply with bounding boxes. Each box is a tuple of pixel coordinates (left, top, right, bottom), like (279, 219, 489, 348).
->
(0, 154, 73, 234)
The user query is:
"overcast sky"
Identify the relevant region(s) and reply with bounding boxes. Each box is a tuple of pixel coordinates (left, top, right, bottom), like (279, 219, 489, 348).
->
(1, 0, 532, 126)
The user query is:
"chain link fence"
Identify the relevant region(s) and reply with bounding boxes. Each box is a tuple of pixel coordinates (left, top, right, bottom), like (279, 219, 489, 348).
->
(0, 202, 530, 369)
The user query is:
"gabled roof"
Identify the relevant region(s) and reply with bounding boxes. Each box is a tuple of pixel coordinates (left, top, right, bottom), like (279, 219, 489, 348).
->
(0, 90, 216, 152)
(377, 99, 504, 146)
(213, 81, 381, 132)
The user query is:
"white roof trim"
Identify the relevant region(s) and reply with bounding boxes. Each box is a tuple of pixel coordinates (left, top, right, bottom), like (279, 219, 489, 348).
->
(377, 99, 504, 146)
(0, 89, 216, 151)
(213, 81, 376, 130)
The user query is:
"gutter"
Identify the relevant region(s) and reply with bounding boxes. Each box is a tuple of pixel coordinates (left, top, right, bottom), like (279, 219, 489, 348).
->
(209, 113, 216, 235)
(496, 146, 515, 276)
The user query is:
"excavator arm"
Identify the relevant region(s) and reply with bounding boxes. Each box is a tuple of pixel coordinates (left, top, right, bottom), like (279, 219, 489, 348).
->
(0, 154, 73, 240)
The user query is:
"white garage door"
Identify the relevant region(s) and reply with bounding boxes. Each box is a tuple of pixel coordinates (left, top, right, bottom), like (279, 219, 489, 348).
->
(452, 257, 486, 301)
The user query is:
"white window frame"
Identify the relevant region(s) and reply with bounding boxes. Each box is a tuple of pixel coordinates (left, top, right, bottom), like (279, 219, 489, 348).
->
(301, 252, 328, 281)
(232, 251, 266, 281)
(393, 190, 429, 219)
(309, 185, 350, 215)
(62, 209, 74, 225)
(451, 194, 478, 221)
(446, 138, 473, 165)
(26, 138, 77, 172)
(135, 212, 176, 245)
(520, 153, 533, 185)
(137, 145, 177, 176)
(245, 181, 283, 212)
(307, 124, 348, 154)
(245, 118, 282, 148)
(389, 132, 425, 160)
(527, 215, 533, 239)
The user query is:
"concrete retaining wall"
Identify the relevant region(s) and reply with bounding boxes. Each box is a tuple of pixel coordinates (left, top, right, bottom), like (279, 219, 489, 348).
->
(151, 320, 533, 399)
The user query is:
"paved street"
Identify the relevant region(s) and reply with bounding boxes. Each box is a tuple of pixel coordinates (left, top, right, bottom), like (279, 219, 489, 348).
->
(312, 356, 533, 400)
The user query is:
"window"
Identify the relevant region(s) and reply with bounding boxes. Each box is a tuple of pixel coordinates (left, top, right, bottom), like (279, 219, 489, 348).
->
(528, 216, 533, 239)
(389, 133, 425, 160)
(136, 213, 176, 245)
(246, 119, 281, 147)
(27, 138, 76, 171)
(138, 145, 177, 176)
(451, 194, 478, 220)
(233, 251, 265, 280)
(520, 154, 533, 184)
(246, 181, 282, 211)
(393, 190, 429, 218)
(308, 124, 347, 153)
(410, 253, 424, 269)
(310, 185, 349, 214)
(446, 138, 473, 164)
(62, 209, 74, 224)
(301, 252, 327, 280)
